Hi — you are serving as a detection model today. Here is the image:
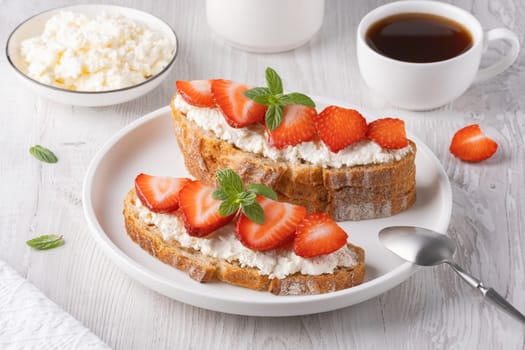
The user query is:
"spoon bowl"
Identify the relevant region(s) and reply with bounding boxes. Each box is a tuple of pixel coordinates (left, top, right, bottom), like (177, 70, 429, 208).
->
(378, 225, 525, 324)
(378, 226, 456, 266)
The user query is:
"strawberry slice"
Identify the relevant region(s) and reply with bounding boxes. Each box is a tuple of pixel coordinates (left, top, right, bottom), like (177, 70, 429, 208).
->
(178, 180, 235, 237)
(293, 213, 348, 258)
(236, 196, 307, 251)
(135, 174, 191, 213)
(315, 106, 368, 153)
(449, 124, 498, 162)
(366, 117, 408, 149)
(176, 80, 215, 107)
(267, 105, 317, 149)
(211, 79, 267, 128)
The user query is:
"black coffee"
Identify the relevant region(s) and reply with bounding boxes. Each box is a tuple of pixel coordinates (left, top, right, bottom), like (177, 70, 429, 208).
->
(366, 13, 473, 63)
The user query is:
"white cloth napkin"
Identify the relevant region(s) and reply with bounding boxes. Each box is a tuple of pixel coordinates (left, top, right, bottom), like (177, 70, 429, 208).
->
(0, 260, 110, 349)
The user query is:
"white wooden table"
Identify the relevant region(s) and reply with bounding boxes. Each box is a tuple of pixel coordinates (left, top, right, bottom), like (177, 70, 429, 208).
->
(1, 0, 524, 348)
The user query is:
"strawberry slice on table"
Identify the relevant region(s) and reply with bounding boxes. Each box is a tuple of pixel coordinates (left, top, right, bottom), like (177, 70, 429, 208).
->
(294, 213, 348, 258)
(267, 105, 317, 149)
(211, 79, 267, 128)
(449, 124, 498, 162)
(236, 196, 307, 251)
(366, 117, 408, 149)
(315, 105, 368, 153)
(135, 174, 191, 213)
(179, 180, 235, 237)
(175, 80, 215, 107)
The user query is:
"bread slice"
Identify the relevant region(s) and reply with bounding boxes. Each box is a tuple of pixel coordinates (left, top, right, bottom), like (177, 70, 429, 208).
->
(170, 97, 416, 221)
(124, 189, 366, 295)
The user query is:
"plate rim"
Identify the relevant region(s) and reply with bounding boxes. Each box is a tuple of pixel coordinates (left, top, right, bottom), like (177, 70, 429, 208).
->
(82, 98, 452, 315)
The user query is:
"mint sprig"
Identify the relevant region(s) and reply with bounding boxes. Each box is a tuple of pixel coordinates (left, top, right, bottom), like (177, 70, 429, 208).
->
(243, 67, 315, 131)
(212, 169, 277, 224)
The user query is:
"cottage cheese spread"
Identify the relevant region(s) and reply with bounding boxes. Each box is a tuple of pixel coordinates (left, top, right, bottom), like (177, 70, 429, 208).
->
(173, 95, 412, 168)
(134, 196, 358, 279)
(20, 11, 175, 91)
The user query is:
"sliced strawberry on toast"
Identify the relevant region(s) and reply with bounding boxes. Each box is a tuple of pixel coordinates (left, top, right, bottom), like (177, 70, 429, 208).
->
(449, 124, 498, 162)
(135, 174, 191, 213)
(267, 105, 317, 149)
(294, 213, 348, 258)
(315, 106, 368, 153)
(366, 117, 408, 149)
(236, 196, 307, 251)
(175, 80, 215, 107)
(179, 180, 235, 237)
(211, 79, 267, 128)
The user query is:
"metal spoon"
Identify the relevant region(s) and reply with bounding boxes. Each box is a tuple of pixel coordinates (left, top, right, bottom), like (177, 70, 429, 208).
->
(378, 226, 525, 324)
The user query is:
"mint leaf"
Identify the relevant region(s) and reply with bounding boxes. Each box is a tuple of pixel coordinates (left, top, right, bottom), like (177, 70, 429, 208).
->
(241, 202, 265, 224)
(265, 106, 276, 129)
(238, 191, 256, 205)
(266, 105, 284, 131)
(216, 169, 244, 196)
(29, 145, 58, 163)
(212, 188, 229, 201)
(243, 87, 271, 99)
(248, 184, 277, 200)
(280, 93, 315, 107)
(26, 235, 64, 250)
(265, 67, 283, 95)
(251, 95, 272, 105)
(219, 199, 239, 217)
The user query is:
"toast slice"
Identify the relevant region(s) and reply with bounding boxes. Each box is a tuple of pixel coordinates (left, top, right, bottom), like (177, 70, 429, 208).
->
(170, 96, 416, 221)
(124, 189, 366, 295)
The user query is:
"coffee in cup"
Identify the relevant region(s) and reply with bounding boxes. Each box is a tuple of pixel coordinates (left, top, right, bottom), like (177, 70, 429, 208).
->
(357, 0, 520, 110)
(366, 13, 472, 63)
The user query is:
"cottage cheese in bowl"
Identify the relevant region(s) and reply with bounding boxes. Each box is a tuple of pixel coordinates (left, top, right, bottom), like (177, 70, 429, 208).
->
(6, 5, 178, 106)
(20, 11, 175, 92)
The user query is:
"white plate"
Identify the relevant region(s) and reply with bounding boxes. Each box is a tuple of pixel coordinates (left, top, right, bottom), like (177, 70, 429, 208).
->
(83, 98, 452, 316)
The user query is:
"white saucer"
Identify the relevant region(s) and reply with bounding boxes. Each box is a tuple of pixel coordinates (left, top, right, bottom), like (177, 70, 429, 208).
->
(82, 98, 452, 316)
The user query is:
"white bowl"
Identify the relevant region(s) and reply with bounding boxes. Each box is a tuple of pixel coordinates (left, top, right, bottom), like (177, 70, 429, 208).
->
(5, 5, 178, 107)
(206, 0, 325, 53)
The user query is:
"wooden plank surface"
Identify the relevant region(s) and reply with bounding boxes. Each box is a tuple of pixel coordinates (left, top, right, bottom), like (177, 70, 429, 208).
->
(1, 0, 524, 348)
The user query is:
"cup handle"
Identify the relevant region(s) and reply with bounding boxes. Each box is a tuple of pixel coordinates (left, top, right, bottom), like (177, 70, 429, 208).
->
(474, 28, 520, 83)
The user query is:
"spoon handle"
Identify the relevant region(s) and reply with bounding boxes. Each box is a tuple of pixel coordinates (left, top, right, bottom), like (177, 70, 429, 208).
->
(446, 262, 525, 324)
(479, 286, 525, 324)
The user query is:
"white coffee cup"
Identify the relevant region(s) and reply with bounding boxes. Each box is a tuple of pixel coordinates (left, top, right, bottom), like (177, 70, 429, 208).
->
(206, 0, 325, 53)
(357, 0, 520, 110)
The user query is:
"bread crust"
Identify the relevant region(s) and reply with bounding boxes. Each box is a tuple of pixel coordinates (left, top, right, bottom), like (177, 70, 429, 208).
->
(124, 189, 366, 295)
(170, 98, 416, 221)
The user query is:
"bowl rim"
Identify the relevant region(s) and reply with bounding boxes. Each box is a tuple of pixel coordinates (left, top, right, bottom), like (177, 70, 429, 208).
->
(5, 4, 179, 95)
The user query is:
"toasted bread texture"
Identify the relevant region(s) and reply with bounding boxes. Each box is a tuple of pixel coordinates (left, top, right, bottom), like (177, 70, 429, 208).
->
(170, 98, 416, 221)
(124, 189, 366, 295)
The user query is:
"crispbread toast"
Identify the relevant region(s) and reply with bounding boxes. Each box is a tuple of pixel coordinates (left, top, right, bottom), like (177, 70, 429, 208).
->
(124, 189, 366, 295)
(170, 98, 416, 221)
